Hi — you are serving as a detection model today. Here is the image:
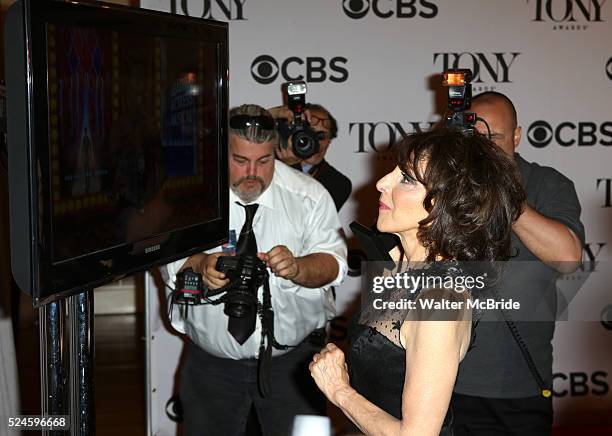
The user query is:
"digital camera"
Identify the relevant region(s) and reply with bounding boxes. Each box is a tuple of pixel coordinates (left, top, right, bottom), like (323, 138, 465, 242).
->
(215, 254, 268, 318)
(174, 254, 268, 320)
(276, 81, 325, 160)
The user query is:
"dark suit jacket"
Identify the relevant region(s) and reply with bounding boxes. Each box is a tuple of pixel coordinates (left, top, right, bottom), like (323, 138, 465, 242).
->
(308, 159, 352, 211)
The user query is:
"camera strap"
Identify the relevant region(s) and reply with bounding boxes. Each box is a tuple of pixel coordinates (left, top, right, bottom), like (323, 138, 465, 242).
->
(495, 159, 551, 398)
(491, 287, 552, 398)
(257, 276, 274, 397)
(257, 273, 293, 397)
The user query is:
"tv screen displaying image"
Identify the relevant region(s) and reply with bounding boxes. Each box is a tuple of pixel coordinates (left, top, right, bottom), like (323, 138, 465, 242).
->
(49, 25, 220, 262)
(5, 0, 229, 303)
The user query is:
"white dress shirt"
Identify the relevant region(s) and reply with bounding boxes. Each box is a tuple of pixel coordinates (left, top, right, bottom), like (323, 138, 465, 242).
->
(165, 160, 348, 359)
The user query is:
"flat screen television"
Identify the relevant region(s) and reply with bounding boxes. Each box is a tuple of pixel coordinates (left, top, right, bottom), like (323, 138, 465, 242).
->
(5, 0, 229, 305)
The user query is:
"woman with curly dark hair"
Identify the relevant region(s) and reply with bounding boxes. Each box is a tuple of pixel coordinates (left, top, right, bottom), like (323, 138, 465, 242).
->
(309, 128, 526, 435)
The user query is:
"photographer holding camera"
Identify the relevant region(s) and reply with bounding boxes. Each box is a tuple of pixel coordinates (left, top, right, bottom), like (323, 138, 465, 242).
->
(269, 82, 352, 211)
(451, 91, 585, 435)
(164, 103, 347, 436)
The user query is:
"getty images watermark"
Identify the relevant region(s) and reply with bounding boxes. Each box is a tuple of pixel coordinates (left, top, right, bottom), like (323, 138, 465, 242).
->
(360, 261, 603, 322)
(371, 268, 519, 312)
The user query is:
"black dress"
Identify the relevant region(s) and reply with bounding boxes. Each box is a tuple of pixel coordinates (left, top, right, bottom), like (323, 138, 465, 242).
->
(347, 263, 482, 435)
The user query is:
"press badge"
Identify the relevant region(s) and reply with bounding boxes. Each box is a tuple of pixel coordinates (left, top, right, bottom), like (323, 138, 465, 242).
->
(222, 229, 237, 255)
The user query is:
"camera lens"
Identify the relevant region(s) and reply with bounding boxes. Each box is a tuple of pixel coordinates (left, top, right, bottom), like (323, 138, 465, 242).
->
(296, 135, 312, 151)
(225, 301, 251, 318)
(224, 290, 256, 318)
(218, 254, 267, 320)
(292, 130, 319, 160)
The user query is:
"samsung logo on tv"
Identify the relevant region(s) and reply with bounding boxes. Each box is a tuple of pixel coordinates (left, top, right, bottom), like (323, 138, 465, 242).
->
(145, 244, 161, 254)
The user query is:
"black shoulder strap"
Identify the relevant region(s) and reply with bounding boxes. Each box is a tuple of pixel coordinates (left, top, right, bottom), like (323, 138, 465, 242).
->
(492, 287, 552, 398)
(502, 158, 551, 397)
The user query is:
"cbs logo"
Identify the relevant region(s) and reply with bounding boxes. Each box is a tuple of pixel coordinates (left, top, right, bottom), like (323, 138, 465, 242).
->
(342, 0, 438, 19)
(553, 371, 609, 397)
(527, 120, 612, 147)
(250, 55, 349, 85)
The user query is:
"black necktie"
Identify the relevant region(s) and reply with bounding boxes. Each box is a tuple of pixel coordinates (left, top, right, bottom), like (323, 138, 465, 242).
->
(228, 203, 259, 344)
(235, 203, 259, 255)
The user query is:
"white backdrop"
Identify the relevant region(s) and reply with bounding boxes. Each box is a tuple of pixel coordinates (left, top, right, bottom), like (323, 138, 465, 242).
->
(140, 1, 612, 434)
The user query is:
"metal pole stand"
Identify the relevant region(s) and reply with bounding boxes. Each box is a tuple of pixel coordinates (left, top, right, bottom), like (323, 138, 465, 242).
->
(39, 290, 95, 436)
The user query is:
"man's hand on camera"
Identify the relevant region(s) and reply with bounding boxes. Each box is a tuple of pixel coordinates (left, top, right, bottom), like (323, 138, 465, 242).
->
(267, 105, 293, 121)
(275, 142, 301, 166)
(303, 108, 316, 125)
(259, 245, 300, 281)
(268, 105, 302, 166)
(182, 252, 229, 289)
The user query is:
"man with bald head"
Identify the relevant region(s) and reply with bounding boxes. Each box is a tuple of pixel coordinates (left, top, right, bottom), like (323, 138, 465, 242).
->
(452, 92, 585, 435)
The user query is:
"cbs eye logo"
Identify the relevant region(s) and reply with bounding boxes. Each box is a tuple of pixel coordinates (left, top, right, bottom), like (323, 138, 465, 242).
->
(250, 55, 349, 85)
(606, 57, 612, 80)
(342, 0, 438, 19)
(343, 0, 369, 19)
(527, 121, 554, 148)
(251, 55, 279, 85)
